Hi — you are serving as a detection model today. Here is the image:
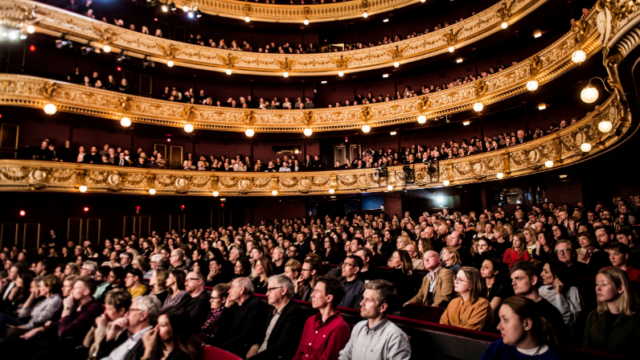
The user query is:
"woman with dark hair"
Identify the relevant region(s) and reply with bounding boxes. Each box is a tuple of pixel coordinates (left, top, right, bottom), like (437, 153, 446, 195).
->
(308, 239, 323, 260)
(481, 258, 512, 315)
(141, 307, 201, 360)
(322, 237, 341, 265)
(386, 250, 414, 304)
(199, 283, 232, 345)
(539, 260, 584, 327)
(163, 270, 187, 308)
(440, 267, 492, 330)
(234, 257, 252, 278)
(480, 296, 561, 359)
(533, 232, 555, 263)
(3, 272, 35, 315)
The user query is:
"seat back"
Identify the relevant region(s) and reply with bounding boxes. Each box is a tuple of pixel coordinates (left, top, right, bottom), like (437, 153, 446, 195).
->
(202, 345, 242, 360)
(400, 304, 445, 323)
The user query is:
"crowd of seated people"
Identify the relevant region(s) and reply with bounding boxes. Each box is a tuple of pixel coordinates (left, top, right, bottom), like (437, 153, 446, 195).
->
(1, 196, 640, 359)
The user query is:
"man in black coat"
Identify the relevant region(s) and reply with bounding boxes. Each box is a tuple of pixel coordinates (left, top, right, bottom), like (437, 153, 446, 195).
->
(221, 277, 268, 357)
(246, 275, 305, 360)
(184, 271, 211, 332)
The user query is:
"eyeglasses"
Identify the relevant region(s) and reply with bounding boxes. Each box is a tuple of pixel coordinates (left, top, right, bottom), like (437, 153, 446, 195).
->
(186, 278, 200, 282)
(266, 286, 283, 293)
(556, 249, 570, 254)
(342, 263, 355, 268)
(454, 277, 468, 283)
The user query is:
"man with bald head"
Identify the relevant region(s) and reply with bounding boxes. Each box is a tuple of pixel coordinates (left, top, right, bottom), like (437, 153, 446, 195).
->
(405, 251, 454, 307)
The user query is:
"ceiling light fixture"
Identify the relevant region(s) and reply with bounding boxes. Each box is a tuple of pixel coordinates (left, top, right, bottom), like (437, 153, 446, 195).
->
(304, 128, 313, 136)
(580, 143, 592, 152)
(167, 60, 174, 67)
(304, 19, 309, 25)
(321, 80, 327, 84)
(44, 103, 57, 115)
(245, 128, 255, 137)
(148, 188, 156, 195)
(473, 102, 483, 112)
(338, 71, 344, 77)
(390, 131, 397, 135)
(456, 58, 463, 63)
(363, 12, 368, 18)
(103, 45, 111, 52)
(226, 68, 232, 75)
(362, 124, 371, 133)
(448, 46, 454, 52)
(245, 16, 251, 22)
(463, 121, 470, 126)
(393, 61, 399, 68)
(534, 31, 542, 38)
(538, 103, 546, 110)
(417, 115, 427, 124)
(501, 21, 508, 29)
(544, 160, 553, 168)
(526, 80, 539, 91)
(184, 123, 194, 133)
(572, 49, 586, 64)
(121, 117, 131, 127)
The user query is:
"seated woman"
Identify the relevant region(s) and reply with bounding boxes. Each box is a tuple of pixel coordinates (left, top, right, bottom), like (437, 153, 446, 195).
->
(440, 267, 492, 331)
(583, 267, 640, 358)
(539, 260, 584, 327)
(491, 227, 511, 256)
(322, 237, 342, 265)
(234, 257, 252, 278)
(532, 232, 555, 263)
(1, 272, 34, 316)
(163, 270, 188, 308)
(199, 283, 233, 346)
(441, 246, 462, 274)
(252, 257, 273, 295)
(576, 231, 599, 265)
(503, 233, 530, 268)
(606, 242, 640, 281)
(141, 307, 201, 360)
(385, 250, 414, 305)
(472, 238, 498, 269)
(481, 296, 561, 360)
(481, 258, 512, 316)
(149, 268, 170, 304)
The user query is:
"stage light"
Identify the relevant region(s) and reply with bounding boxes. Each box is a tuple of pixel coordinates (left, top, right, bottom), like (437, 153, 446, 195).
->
(338, 71, 344, 77)
(29, 45, 35, 52)
(245, 16, 251, 22)
(363, 12, 368, 18)
(283, 71, 289, 78)
(448, 46, 454, 52)
(534, 31, 542, 38)
(463, 121, 470, 126)
(226, 68, 232, 75)
(161, 5, 168, 12)
(182, 5, 189, 11)
(538, 104, 546, 110)
(84, 207, 89, 212)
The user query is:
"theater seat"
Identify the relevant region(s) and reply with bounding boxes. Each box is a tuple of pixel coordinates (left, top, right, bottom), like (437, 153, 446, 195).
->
(203, 345, 242, 360)
(400, 304, 445, 323)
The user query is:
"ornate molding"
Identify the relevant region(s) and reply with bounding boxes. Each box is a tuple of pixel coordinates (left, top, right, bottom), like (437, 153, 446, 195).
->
(0, 0, 548, 76)
(0, 94, 628, 196)
(0, 5, 603, 133)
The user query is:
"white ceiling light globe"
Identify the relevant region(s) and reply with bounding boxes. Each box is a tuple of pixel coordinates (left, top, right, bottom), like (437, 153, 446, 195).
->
(572, 50, 586, 64)
(245, 128, 255, 137)
(443, 180, 450, 186)
(473, 102, 483, 112)
(329, 188, 335, 194)
(387, 185, 393, 191)
(526, 80, 539, 91)
(26, 25, 35, 34)
(148, 188, 156, 195)
(167, 60, 174, 67)
(598, 120, 612, 133)
(184, 123, 194, 133)
(303, 128, 313, 136)
(501, 21, 508, 29)
(417, 115, 427, 124)
(79, 185, 87, 193)
(44, 103, 57, 115)
(362, 124, 371, 133)
(497, 172, 504, 179)
(272, 190, 278, 196)
(581, 85, 598, 103)
(544, 160, 553, 168)
(121, 117, 131, 127)
(103, 45, 111, 53)
(580, 143, 592, 152)
(212, 191, 219, 197)
(226, 69, 232, 75)
(393, 61, 399, 68)
(448, 46, 454, 52)
(304, 19, 309, 25)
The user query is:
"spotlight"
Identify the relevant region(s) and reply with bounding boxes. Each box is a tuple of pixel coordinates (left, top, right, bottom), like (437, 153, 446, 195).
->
(195, 10, 202, 18)
(182, 5, 189, 12)
(161, 5, 168, 12)
(362, 124, 371, 133)
(581, 85, 598, 103)
(538, 103, 546, 110)
(463, 121, 470, 126)
(8, 30, 19, 40)
(393, 61, 399, 68)
(598, 120, 612, 133)
(390, 131, 397, 135)
(338, 71, 344, 77)
(55, 39, 72, 49)
(572, 50, 586, 64)
(116, 54, 130, 63)
(245, 128, 255, 137)
(443, 180, 450, 186)
(81, 46, 96, 55)
(184, 123, 194, 133)
(26, 25, 35, 34)
(103, 45, 111, 53)
(187, 11, 194, 19)
(580, 143, 592, 152)
(497, 172, 504, 179)
(448, 46, 454, 52)
(456, 58, 463, 63)
(383, 18, 389, 22)
(329, 188, 335, 194)
(417, 115, 427, 124)
(382, 74, 389, 78)
(544, 160, 553, 168)
(321, 80, 327, 84)
(303, 128, 313, 136)
(304, 19, 309, 25)
(501, 21, 508, 29)
(226, 68, 232, 75)
(169, 2, 177, 12)
(121, 117, 131, 127)
(212, 191, 219, 197)
(272, 190, 278, 196)
(363, 12, 368, 18)
(245, 16, 251, 22)
(526, 80, 539, 91)
(79, 185, 87, 193)
(148, 188, 156, 195)
(283, 71, 289, 78)
(473, 102, 483, 112)
(387, 185, 393, 191)
(44, 103, 57, 115)
(533, 31, 542, 38)
(167, 60, 174, 67)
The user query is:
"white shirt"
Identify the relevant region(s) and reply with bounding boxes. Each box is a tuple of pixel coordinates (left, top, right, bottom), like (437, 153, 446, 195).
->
(102, 326, 153, 360)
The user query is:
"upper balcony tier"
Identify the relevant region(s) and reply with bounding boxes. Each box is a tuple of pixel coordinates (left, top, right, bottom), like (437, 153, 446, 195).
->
(1, 0, 551, 76)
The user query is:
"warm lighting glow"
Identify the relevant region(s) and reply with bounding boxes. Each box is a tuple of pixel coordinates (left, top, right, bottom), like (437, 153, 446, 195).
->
(19, 210, 25, 216)
(363, 12, 368, 18)
(456, 58, 463, 63)
(390, 131, 397, 135)
(598, 120, 612, 133)
(533, 31, 542, 38)
(245, 16, 250, 22)
(103, 45, 111, 53)
(417, 115, 427, 124)
(393, 61, 399, 68)
(329, 188, 335, 194)
(362, 124, 371, 133)
(212, 191, 219, 197)
(382, 74, 389, 78)
(497, 172, 504, 179)
(572, 49, 586, 64)
(161, 5, 168, 12)
(463, 121, 471, 126)
(448, 46, 454, 52)
(387, 185, 394, 191)
(184, 123, 194, 133)
(272, 190, 278, 196)
(443, 180, 450, 186)
(120, 117, 131, 127)
(182, 5, 189, 12)
(526, 80, 539, 91)
(44, 103, 57, 115)
(168, 61, 175, 68)
(283, 72, 289, 78)
(148, 188, 156, 195)
(421, 0, 426, 2)
(321, 80, 327, 84)
(79, 185, 87, 193)
(338, 71, 344, 77)
(501, 21, 508, 29)
(304, 19, 309, 25)
(538, 104, 546, 110)
(559, 174, 568, 179)
(383, 18, 389, 22)
(473, 102, 483, 112)
(26, 25, 35, 34)
(581, 85, 599, 103)
(545, 160, 554, 168)
(245, 128, 255, 137)
(304, 128, 313, 136)
(580, 143, 592, 152)
(226, 69, 232, 75)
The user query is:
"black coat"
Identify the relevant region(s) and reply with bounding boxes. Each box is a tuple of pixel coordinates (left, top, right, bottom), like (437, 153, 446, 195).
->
(221, 295, 268, 356)
(184, 291, 212, 332)
(251, 300, 306, 360)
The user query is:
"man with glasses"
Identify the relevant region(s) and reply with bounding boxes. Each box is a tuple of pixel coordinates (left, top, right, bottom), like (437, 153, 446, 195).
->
(169, 249, 188, 274)
(124, 268, 147, 299)
(184, 271, 211, 332)
(338, 256, 365, 309)
(295, 259, 320, 301)
(96, 296, 161, 360)
(80, 261, 97, 278)
(222, 277, 268, 356)
(555, 240, 591, 278)
(246, 275, 304, 360)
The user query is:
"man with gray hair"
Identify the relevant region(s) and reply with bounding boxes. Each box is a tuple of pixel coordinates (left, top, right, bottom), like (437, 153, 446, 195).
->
(246, 275, 305, 360)
(81, 261, 98, 277)
(143, 254, 162, 279)
(96, 295, 161, 360)
(169, 249, 188, 274)
(271, 246, 286, 275)
(222, 277, 268, 357)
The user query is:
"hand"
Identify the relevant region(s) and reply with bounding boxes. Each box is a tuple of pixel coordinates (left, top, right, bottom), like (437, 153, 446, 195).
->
(246, 344, 260, 359)
(30, 287, 39, 298)
(141, 328, 158, 358)
(107, 317, 128, 341)
(96, 314, 109, 328)
(552, 278, 564, 295)
(20, 327, 42, 340)
(63, 294, 75, 308)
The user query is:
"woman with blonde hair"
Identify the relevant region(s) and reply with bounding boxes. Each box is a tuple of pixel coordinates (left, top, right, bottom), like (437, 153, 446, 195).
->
(522, 227, 538, 254)
(396, 235, 412, 251)
(440, 267, 492, 331)
(252, 257, 273, 295)
(441, 246, 462, 273)
(492, 227, 511, 256)
(583, 267, 640, 357)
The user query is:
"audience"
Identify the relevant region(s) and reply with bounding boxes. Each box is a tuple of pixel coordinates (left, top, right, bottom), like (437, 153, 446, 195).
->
(439, 267, 492, 331)
(407, 250, 454, 307)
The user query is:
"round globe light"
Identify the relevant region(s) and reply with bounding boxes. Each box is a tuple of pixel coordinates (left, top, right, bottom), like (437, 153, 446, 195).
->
(526, 80, 539, 91)
(272, 190, 278, 196)
(120, 117, 131, 127)
(103, 45, 111, 53)
(497, 172, 504, 179)
(544, 160, 554, 168)
(26, 25, 35, 34)
(448, 46, 454, 52)
(580, 143, 592, 152)
(283, 72, 289, 78)
(148, 188, 156, 195)
(245, 128, 255, 137)
(79, 185, 87, 193)
(167, 61, 174, 67)
(572, 50, 586, 64)
(417, 115, 427, 124)
(329, 188, 335, 194)
(443, 180, 450, 186)
(473, 102, 483, 112)
(304, 19, 309, 25)
(387, 185, 393, 191)
(212, 191, 219, 197)
(501, 21, 508, 29)
(363, 12, 368, 18)
(338, 71, 344, 77)
(184, 124, 194, 133)
(303, 128, 313, 136)
(161, 5, 168, 12)
(362, 124, 371, 133)
(245, 16, 251, 22)
(581, 85, 599, 103)
(226, 69, 232, 75)
(598, 120, 612, 133)
(44, 103, 57, 115)
(393, 61, 399, 68)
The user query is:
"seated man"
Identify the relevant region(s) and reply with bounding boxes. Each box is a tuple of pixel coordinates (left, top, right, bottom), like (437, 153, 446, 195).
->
(124, 269, 147, 299)
(96, 295, 161, 360)
(221, 277, 268, 356)
(338, 280, 411, 360)
(338, 256, 365, 309)
(293, 276, 351, 360)
(83, 289, 132, 359)
(184, 271, 211, 332)
(407, 251, 455, 307)
(246, 275, 305, 360)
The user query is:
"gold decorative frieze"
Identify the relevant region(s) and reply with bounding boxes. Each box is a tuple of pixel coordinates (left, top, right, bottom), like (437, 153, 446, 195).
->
(0, 5, 602, 133)
(0, 94, 628, 196)
(0, 0, 547, 76)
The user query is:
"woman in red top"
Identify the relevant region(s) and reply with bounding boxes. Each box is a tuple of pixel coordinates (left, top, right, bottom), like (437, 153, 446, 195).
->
(606, 242, 640, 281)
(503, 233, 530, 269)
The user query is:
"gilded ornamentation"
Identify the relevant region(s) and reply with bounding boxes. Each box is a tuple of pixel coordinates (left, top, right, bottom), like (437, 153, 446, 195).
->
(243, 110, 257, 125)
(529, 55, 542, 77)
(158, 43, 180, 59)
(180, 105, 196, 122)
(40, 81, 56, 98)
(93, 26, 117, 44)
(275, 58, 296, 72)
(417, 96, 432, 113)
(497, 0, 516, 20)
(115, 96, 131, 111)
(443, 27, 464, 46)
(302, 111, 314, 126)
(475, 79, 489, 98)
(332, 55, 352, 70)
(387, 46, 408, 61)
